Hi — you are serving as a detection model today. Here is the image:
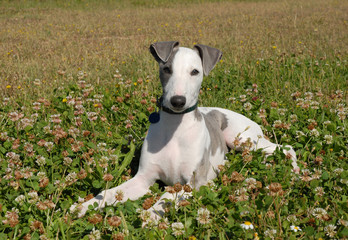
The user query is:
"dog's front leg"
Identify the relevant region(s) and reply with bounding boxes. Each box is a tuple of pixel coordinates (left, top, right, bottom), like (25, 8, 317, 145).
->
(148, 190, 192, 220)
(71, 174, 153, 217)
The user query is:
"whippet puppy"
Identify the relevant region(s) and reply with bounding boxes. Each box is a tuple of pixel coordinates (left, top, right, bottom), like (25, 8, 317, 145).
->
(71, 41, 299, 217)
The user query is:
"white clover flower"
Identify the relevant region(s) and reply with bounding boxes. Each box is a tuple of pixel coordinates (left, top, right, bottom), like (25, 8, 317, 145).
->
(333, 168, 344, 175)
(63, 157, 73, 166)
(241, 221, 254, 230)
(339, 219, 348, 227)
(99, 156, 109, 168)
(336, 103, 346, 113)
(15, 195, 25, 205)
(286, 215, 298, 222)
(304, 92, 313, 100)
(197, 208, 211, 224)
(31, 113, 39, 119)
(171, 222, 185, 236)
(110, 154, 118, 162)
(290, 114, 298, 122)
(97, 143, 107, 151)
(206, 180, 217, 190)
(337, 111, 346, 120)
(142, 217, 158, 229)
(243, 102, 252, 111)
(37, 172, 46, 179)
(310, 101, 320, 109)
(340, 178, 348, 185)
(68, 127, 80, 138)
(278, 108, 287, 115)
(264, 229, 277, 239)
(258, 108, 266, 118)
(290, 225, 302, 232)
(43, 125, 52, 134)
(229, 97, 236, 103)
(324, 224, 337, 238)
(19, 118, 35, 130)
(111, 105, 119, 112)
(265, 163, 272, 169)
(315, 187, 325, 197)
(122, 229, 129, 236)
(240, 210, 250, 216)
(44, 141, 54, 151)
(88, 228, 101, 240)
(295, 130, 305, 138)
(312, 207, 327, 220)
(87, 112, 98, 121)
(28, 191, 39, 204)
(39, 235, 48, 240)
(244, 178, 257, 190)
(323, 120, 331, 126)
(36, 156, 46, 167)
(273, 120, 282, 128)
(312, 168, 322, 180)
(296, 97, 304, 106)
(34, 79, 42, 86)
(310, 128, 320, 137)
(65, 172, 77, 185)
(324, 135, 333, 144)
(137, 209, 151, 222)
(239, 95, 247, 102)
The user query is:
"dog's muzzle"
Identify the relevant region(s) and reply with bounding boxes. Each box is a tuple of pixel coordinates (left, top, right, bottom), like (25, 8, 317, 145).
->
(170, 95, 186, 109)
(154, 95, 197, 116)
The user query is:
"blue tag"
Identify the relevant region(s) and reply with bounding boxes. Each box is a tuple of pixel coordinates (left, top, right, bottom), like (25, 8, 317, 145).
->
(149, 112, 160, 123)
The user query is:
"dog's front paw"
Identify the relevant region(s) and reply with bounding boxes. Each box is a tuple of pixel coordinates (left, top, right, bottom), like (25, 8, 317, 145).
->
(70, 203, 88, 218)
(70, 197, 92, 218)
(292, 166, 300, 174)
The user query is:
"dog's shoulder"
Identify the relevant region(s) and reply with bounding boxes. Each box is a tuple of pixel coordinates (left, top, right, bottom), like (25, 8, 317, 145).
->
(198, 108, 228, 154)
(198, 107, 228, 131)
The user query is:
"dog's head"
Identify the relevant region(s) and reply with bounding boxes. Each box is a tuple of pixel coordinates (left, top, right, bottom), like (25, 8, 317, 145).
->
(150, 41, 222, 113)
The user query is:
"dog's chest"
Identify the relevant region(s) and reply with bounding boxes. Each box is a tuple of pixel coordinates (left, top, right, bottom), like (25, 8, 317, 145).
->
(145, 121, 207, 185)
(160, 140, 199, 183)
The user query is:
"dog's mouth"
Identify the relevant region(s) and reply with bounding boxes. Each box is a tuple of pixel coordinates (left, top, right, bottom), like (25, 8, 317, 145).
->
(169, 106, 186, 112)
(162, 102, 198, 115)
(162, 103, 187, 114)
(158, 95, 197, 114)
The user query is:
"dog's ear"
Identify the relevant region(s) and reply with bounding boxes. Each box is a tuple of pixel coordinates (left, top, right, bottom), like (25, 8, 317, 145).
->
(194, 44, 222, 76)
(149, 41, 180, 63)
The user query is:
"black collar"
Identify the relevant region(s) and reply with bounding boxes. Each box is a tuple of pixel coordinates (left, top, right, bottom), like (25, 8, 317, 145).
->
(157, 96, 198, 115)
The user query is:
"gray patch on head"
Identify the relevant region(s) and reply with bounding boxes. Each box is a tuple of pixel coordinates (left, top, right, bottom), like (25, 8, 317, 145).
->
(203, 110, 228, 155)
(159, 48, 179, 90)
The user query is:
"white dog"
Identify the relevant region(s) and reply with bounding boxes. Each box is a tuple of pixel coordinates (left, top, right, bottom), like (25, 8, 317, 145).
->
(71, 41, 299, 217)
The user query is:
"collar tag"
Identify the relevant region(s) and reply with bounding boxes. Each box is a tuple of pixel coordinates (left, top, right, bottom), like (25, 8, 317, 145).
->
(148, 112, 160, 124)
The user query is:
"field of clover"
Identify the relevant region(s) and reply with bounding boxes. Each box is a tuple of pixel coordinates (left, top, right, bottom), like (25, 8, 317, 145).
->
(0, 63, 347, 240)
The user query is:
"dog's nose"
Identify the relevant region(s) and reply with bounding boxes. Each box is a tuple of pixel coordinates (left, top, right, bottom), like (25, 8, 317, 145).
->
(170, 95, 186, 108)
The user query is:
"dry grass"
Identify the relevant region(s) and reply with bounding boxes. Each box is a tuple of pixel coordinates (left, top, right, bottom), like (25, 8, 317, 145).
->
(1, 0, 347, 99)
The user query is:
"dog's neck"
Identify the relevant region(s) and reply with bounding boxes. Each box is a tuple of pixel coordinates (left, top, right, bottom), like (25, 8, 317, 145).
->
(160, 107, 203, 128)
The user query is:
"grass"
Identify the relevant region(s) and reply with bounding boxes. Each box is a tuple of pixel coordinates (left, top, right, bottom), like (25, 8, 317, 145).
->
(0, 0, 347, 239)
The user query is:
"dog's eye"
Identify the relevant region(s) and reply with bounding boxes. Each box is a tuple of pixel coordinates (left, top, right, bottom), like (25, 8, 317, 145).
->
(163, 67, 172, 74)
(191, 69, 199, 76)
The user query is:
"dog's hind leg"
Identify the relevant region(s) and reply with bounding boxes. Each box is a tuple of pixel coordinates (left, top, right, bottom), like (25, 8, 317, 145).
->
(210, 107, 300, 173)
(254, 137, 300, 173)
